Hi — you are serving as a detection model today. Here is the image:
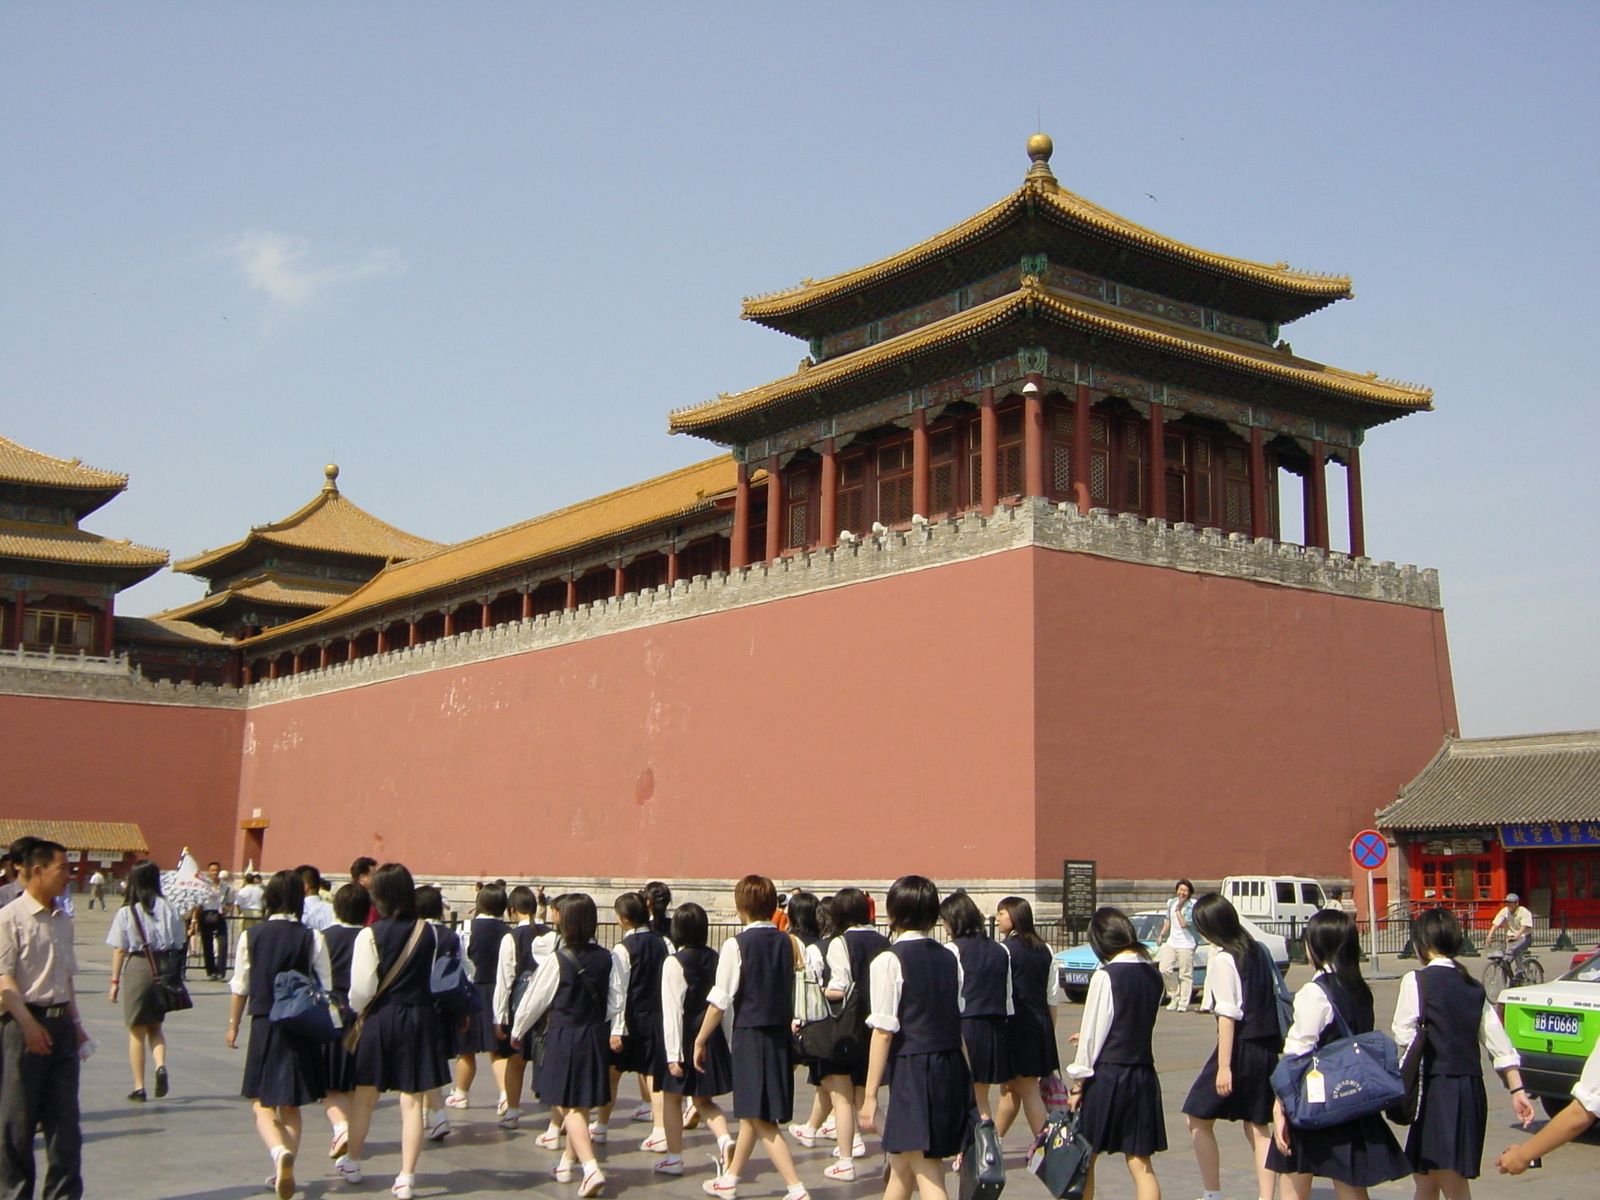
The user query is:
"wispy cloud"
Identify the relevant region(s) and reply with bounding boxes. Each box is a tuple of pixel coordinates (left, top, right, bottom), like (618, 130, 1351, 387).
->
(223, 231, 405, 307)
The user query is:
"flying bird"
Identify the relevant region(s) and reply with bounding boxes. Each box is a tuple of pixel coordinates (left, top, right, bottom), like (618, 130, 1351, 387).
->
(1145, 193, 1158, 201)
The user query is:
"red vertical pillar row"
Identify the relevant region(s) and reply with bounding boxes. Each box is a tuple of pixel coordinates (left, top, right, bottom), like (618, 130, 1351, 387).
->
(819, 438, 838, 549)
(1023, 375, 1045, 497)
(1345, 444, 1366, 558)
(1249, 426, 1269, 540)
(979, 387, 998, 514)
(443, 608, 455, 637)
(481, 599, 493, 627)
(407, 619, 418, 647)
(376, 626, 388, 654)
(291, 650, 303, 675)
(98, 600, 115, 657)
(1310, 438, 1330, 550)
(612, 564, 626, 598)
(911, 407, 930, 517)
(318, 644, 331, 669)
(521, 590, 533, 619)
(666, 547, 680, 586)
(730, 462, 751, 569)
(1147, 400, 1167, 521)
(764, 454, 784, 563)
(1073, 384, 1093, 513)
(565, 578, 577, 609)
(346, 639, 357, 663)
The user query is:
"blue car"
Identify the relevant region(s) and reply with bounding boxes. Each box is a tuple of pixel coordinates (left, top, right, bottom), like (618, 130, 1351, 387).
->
(1052, 911, 1288, 1003)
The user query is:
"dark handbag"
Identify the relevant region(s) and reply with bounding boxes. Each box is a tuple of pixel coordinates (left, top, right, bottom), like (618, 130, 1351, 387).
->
(1029, 1109, 1093, 1200)
(270, 969, 345, 1044)
(1386, 971, 1430, 1126)
(429, 933, 482, 1019)
(795, 983, 854, 1062)
(957, 1118, 1006, 1200)
(1270, 981, 1403, 1129)
(132, 906, 193, 1015)
(343, 918, 427, 1053)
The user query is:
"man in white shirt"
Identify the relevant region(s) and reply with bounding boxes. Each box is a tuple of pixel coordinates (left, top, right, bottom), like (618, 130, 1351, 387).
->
(87, 871, 107, 910)
(1489, 893, 1534, 968)
(1156, 879, 1197, 1012)
(234, 874, 265, 920)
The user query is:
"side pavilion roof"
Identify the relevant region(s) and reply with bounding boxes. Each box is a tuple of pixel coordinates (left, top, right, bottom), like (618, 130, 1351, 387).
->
(1376, 731, 1600, 830)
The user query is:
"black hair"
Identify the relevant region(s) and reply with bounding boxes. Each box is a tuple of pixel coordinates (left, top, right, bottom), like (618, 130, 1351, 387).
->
(350, 856, 378, 882)
(475, 883, 508, 918)
(559, 893, 598, 946)
(1302, 909, 1372, 1007)
(207, 860, 222, 870)
(887, 875, 940, 933)
(415, 885, 445, 921)
(1191, 893, 1255, 966)
(940, 891, 985, 939)
(816, 895, 837, 938)
(1174, 878, 1194, 895)
(787, 892, 821, 942)
(643, 881, 673, 936)
(369, 862, 417, 921)
(332, 882, 371, 925)
(7, 837, 38, 866)
(1087, 906, 1151, 963)
(508, 884, 536, 917)
(671, 901, 709, 951)
(123, 859, 163, 913)
(1410, 907, 1477, 983)
(262, 868, 305, 919)
(615, 892, 648, 927)
(832, 886, 870, 930)
(296, 865, 324, 895)
(997, 896, 1046, 951)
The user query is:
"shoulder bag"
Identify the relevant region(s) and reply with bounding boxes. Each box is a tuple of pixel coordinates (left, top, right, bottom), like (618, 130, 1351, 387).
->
(131, 905, 193, 1015)
(1270, 979, 1403, 1129)
(1262, 945, 1295, 1047)
(791, 934, 829, 1025)
(1385, 969, 1430, 1125)
(430, 927, 482, 1019)
(342, 919, 426, 1053)
(270, 927, 344, 1044)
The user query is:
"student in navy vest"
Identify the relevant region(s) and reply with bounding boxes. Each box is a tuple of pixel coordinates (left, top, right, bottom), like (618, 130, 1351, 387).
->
(694, 875, 811, 1200)
(1065, 907, 1166, 1200)
(940, 891, 1012, 1123)
(1180, 893, 1279, 1200)
(510, 892, 618, 1198)
(859, 876, 975, 1200)
(1267, 909, 1408, 1200)
(319, 882, 371, 1164)
(495, 885, 554, 1133)
(415, 886, 464, 1143)
(337, 864, 453, 1200)
(595, 892, 671, 1153)
(226, 869, 332, 1200)
(995, 895, 1061, 1141)
(657, 902, 735, 1178)
(446, 883, 510, 1115)
(1393, 908, 1534, 1199)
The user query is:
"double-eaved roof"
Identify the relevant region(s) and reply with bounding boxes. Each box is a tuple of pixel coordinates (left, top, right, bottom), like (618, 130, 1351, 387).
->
(1376, 730, 1600, 830)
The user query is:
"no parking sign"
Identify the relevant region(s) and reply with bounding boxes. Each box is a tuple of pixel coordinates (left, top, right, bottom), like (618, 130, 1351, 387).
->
(1351, 829, 1388, 871)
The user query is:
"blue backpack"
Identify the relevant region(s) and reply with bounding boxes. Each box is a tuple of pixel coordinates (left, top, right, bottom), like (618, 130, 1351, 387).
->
(1270, 980, 1403, 1129)
(430, 930, 482, 1019)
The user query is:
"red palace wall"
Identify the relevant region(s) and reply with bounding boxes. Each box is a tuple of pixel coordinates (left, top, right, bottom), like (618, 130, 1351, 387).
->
(0, 695, 244, 868)
(233, 546, 1457, 886)
(1032, 550, 1458, 881)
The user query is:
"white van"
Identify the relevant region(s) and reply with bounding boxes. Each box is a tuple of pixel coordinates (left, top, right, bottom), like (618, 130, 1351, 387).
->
(1221, 876, 1327, 925)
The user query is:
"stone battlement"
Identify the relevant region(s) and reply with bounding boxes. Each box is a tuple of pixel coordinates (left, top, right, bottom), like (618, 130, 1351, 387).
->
(245, 498, 1440, 707)
(0, 657, 245, 709)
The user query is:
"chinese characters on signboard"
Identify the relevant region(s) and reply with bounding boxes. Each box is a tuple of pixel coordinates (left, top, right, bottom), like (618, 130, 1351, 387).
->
(1500, 823, 1600, 848)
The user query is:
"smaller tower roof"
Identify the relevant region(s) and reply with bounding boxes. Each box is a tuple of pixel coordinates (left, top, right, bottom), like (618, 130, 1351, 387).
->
(0, 434, 128, 491)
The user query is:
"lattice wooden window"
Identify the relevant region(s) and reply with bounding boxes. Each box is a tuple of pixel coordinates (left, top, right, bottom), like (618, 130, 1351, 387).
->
(1090, 451, 1109, 503)
(1121, 420, 1146, 511)
(1193, 439, 1213, 526)
(998, 443, 1023, 498)
(878, 441, 911, 473)
(1165, 472, 1186, 521)
(969, 454, 983, 506)
(1052, 444, 1073, 494)
(1053, 408, 1074, 439)
(999, 408, 1024, 439)
(787, 502, 808, 549)
(22, 609, 91, 648)
(931, 462, 955, 514)
(839, 487, 864, 533)
(930, 430, 955, 459)
(788, 471, 811, 498)
(878, 474, 912, 525)
(1090, 415, 1109, 444)
(1223, 444, 1251, 532)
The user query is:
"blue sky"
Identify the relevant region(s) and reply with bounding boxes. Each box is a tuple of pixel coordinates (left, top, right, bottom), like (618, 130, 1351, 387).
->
(2, 3, 1595, 736)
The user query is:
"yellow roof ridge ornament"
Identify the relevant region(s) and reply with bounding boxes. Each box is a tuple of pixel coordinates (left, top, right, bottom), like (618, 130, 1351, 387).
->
(1025, 133, 1057, 191)
(323, 463, 340, 493)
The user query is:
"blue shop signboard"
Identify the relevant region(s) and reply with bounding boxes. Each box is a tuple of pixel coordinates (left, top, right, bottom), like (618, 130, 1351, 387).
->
(1500, 822, 1600, 848)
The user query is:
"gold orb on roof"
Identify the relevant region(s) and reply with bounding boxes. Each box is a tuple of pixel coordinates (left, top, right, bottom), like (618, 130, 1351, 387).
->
(323, 463, 340, 490)
(1027, 133, 1054, 163)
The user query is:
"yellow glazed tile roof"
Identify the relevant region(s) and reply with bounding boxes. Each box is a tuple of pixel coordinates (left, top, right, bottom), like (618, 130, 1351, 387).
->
(0, 519, 169, 569)
(677, 280, 1430, 434)
(175, 468, 443, 575)
(244, 454, 740, 645)
(154, 574, 355, 622)
(741, 178, 1351, 325)
(114, 614, 230, 646)
(0, 434, 128, 491)
(0, 820, 147, 852)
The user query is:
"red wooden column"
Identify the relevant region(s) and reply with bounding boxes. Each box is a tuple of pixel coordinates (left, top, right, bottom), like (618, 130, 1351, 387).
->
(1249, 426, 1269, 539)
(1147, 400, 1167, 520)
(376, 626, 388, 654)
(97, 604, 114, 657)
(979, 387, 998, 514)
(317, 644, 330, 669)
(666, 547, 680, 586)
(242, 664, 253, 686)
(267, 658, 279, 680)
(1345, 445, 1366, 558)
(481, 598, 493, 627)
(443, 608, 455, 637)
(730, 462, 752, 569)
(1309, 438, 1330, 550)
(1073, 384, 1093, 513)
(819, 438, 838, 548)
(1022, 376, 1045, 497)
(407, 619, 418, 647)
(911, 407, 930, 517)
(565, 577, 577, 609)
(521, 589, 533, 619)
(613, 563, 626, 597)
(346, 639, 357, 662)
(764, 454, 784, 563)
(291, 650, 303, 675)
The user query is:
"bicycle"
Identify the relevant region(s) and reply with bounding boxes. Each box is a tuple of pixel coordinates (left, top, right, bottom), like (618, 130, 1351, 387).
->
(1482, 944, 1545, 1000)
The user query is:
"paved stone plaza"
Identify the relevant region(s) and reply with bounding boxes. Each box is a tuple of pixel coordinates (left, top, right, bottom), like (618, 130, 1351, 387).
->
(60, 909, 1594, 1200)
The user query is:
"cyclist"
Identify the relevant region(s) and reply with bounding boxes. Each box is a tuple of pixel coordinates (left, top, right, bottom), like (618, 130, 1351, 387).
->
(1488, 894, 1535, 980)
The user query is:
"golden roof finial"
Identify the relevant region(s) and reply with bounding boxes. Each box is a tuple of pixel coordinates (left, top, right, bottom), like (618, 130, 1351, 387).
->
(1025, 133, 1057, 189)
(323, 463, 340, 493)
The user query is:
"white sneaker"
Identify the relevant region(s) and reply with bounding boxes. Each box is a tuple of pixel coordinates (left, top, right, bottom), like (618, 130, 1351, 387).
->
(329, 1128, 349, 1161)
(424, 1110, 451, 1141)
(824, 1160, 855, 1182)
(499, 1108, 521, 1131)
(554, 1159, 576, 1183)
(587, 1122, 608, 1145)
(834, 1134, 866, 1159)
(788, 1124, 819, 1148)
(630, 1102, 654, 1122)
(653, 1156, 685, 1176)
(818, 1115, 837, 1138)
(273, 1148, 296, 1200)
(683, 1098, 700, 1128)
(702, 1177, 736, 1200)
(335, 1157, 363, 1186)
(391, 1175, 415, 1200)
(445, 1089, 470, 1110)
(535, 1127, 563, 1149)
(579, 1166, 606, 1198)
(641, 1131, 669, 1153)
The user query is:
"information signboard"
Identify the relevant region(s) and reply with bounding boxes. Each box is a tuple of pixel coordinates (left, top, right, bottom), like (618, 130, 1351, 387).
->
(1062, 859, 1097, 930)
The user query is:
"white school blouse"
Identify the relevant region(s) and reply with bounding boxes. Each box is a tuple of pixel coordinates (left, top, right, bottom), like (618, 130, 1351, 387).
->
(1390, 958, 1518, 1069)
(509, 939, 626, 1042)
(1066, 949, 1143, 1079)
(863, 930, 964, 1034)
(228, 914, 332, 996)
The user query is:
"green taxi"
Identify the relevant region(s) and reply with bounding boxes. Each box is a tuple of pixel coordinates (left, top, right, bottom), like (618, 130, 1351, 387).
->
(1500, 955, 1600, 1116)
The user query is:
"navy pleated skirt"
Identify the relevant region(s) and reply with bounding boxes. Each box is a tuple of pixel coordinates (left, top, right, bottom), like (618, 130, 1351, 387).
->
(730, 1024, 793, 1123)
(882, 1048, 975, 1159)
(1078, 1062, 1167, 1158)
(1267, 1108, 1409, 1186)
(1181, 1035, 1277, 1126)
(456, 983, 500, 1055)
(353, 1002, 451, 1094)
(1005, 1009, 1060, 1079)
(537, 1021, 612, 1110)
(659, 1024, 732, 1098)
(243, 1015, 327, 1108)
(961, 1015, 1013, 1085)
(1405, 1073, 1489, 1179)
(613, 1015, 667, 1078)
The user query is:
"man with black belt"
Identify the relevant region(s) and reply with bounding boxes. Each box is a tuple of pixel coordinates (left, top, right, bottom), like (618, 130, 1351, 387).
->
(191, 860, 233, 981)
(0, 839, 84, 1200)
